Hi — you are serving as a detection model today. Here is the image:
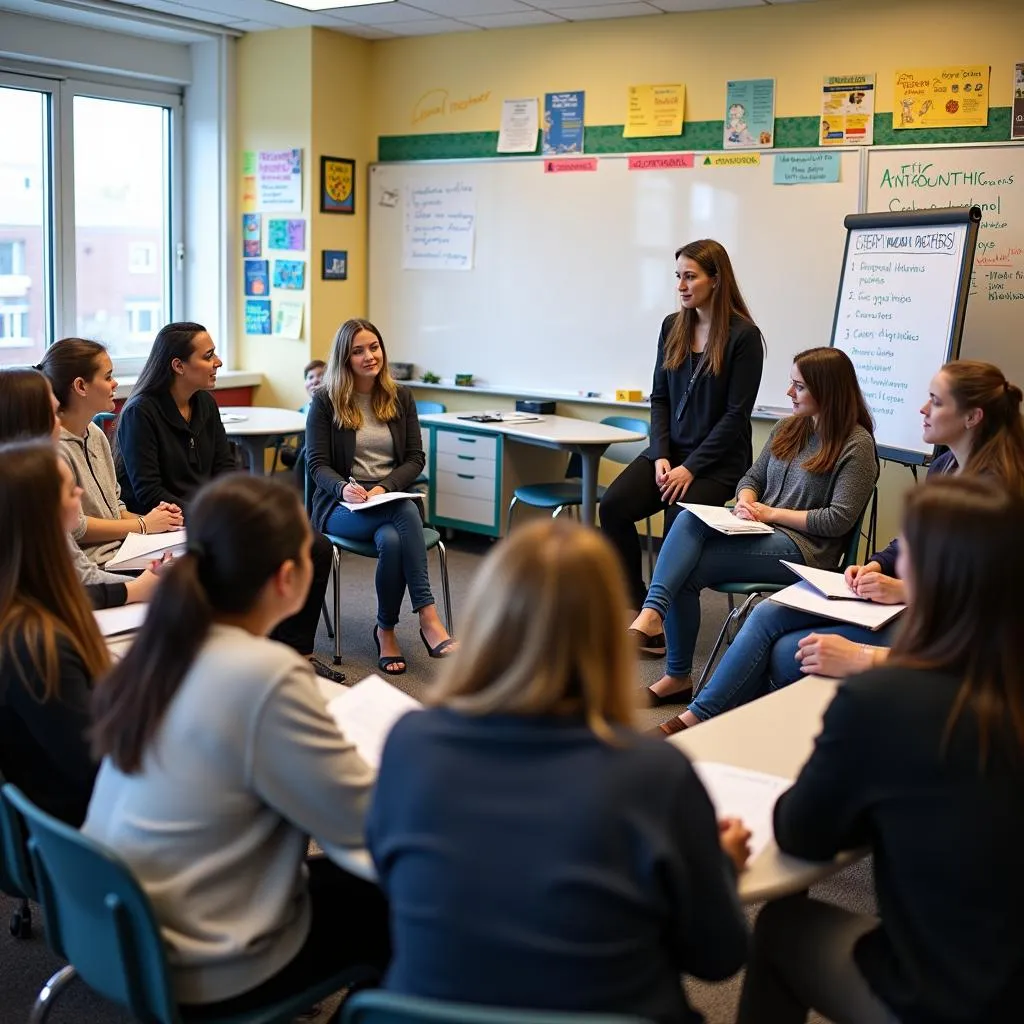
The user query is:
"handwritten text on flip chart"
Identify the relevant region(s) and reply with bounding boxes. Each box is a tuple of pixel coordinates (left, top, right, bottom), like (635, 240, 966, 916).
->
(403, 181, 476, 271)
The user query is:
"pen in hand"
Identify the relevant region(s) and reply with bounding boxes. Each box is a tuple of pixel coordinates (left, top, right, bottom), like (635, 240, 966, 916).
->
(346, 475, 369, 502)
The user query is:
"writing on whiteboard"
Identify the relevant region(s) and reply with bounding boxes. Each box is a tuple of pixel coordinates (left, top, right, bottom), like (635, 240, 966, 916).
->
(403, 181, 476, 271)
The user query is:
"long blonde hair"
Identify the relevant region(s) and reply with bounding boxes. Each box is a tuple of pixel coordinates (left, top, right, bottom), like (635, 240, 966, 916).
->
(324, 318, 399, 430)
(431, 519, 637, 739)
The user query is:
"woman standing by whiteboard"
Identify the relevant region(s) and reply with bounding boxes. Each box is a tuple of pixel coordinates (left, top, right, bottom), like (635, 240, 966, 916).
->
(599, 239, 765, 616)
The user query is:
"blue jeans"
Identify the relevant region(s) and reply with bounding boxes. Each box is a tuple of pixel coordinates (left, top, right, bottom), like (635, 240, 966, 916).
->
(325, 498, 434, 631)
(688, 599, 900, 721)
(643, 512, 803, 679)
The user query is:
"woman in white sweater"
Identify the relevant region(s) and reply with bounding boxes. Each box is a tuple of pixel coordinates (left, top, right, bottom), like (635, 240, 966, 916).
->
(84, 474, 389, 1012)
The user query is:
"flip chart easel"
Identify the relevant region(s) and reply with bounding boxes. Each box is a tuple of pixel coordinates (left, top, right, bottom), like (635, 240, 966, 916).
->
(830, 206, 981, 466)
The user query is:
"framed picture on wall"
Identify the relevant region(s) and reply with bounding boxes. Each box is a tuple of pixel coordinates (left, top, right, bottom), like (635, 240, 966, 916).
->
(322, 250, 348, 280)
(320, 156, 355, 214)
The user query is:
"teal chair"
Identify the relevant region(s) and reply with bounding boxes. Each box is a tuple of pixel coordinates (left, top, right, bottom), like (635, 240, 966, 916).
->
(342, 990, 652, 1024)
(4, 783, 379, 1024)
(0, 769, 34, 939)
(506, 416, 655, 578)
(692, 498, 873, 696)
(305, 466, 453, 667)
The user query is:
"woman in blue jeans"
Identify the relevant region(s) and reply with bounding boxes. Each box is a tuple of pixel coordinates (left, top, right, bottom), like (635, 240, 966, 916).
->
(627, 347, 878, 726)
(683, 359, 1024, 727)
(306, 318, 455, 675)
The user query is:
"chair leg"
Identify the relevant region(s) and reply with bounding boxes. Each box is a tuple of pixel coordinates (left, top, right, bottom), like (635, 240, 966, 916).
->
(692, 593, 760, 698)
(30, 965, 77, 1024)
(506, 495, 518, 532)
(321, 598, 335, 639)
(435, 540, 454, 634)
(332, 547, 343, 666)
(552, 505, 565, 519)
(645, 516, 655, 581)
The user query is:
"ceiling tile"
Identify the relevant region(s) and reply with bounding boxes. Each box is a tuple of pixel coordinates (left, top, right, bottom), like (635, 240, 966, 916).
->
(381, 15, 480, 32)
(462, 9, 565, 26)
(557, 1, 662, 17)
(327, 21, 398, 35)
(326, 2, 435, 24)
(650, 0, 761, 10)
(406, 0, 530, 15)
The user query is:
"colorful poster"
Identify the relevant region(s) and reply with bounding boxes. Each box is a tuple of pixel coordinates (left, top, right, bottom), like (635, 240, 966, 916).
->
(272, 300, 304, 340)
(542, 91, 585, 156)
(257, 149, 302, 212)
(773, 152, 842, 185)
(497, 98, 539, 154)
(403, 180, 476, 271)
(1013, 63, 1024, 141)
(893, 66, 990, 129)
(241, 176, 257, 213)
(242, 213, 261, 257)
(267, 218, 305, 251)
(273, 259, 305, 290)
(244, 299, 271, 335)
(820, 74, 875, 146)
(623, 84, 685, 138)
(242, 150, 256, 175)
(244, 259, 269, 296)
(724, 79, 775, 149)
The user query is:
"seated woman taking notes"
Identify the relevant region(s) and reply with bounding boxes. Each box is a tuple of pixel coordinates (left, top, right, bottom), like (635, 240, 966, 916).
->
(599, 239, 764, 612)
(693, 360, 1024, 718)
(85, 474, 389, 1011)
(738, 476, 1024, 1024)
(115, 322, 340, 680)
(637, 347, 878, 727)
(368, 518, 751, 1024)
(0, 440, 110, 826)
(306, 318, 454, 676)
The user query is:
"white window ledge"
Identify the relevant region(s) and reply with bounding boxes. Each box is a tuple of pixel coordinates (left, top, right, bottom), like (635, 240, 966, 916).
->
(114, 368, 262, 400)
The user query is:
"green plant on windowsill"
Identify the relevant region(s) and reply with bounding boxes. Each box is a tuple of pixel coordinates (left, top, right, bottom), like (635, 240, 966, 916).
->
(420, 371, 441, 384)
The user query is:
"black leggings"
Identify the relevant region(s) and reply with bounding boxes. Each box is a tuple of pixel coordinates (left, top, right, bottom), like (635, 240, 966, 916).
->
(599, 455, 734, 608)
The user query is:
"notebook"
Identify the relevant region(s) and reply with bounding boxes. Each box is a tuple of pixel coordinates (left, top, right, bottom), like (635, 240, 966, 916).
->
(780, 560, 868, 601)
(106, 530, 187, 571)
(679, 503, 774, 536)
(769, 581, 905, 631)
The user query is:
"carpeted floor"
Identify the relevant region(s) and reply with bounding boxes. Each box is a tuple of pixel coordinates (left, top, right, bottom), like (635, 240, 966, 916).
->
(0, 528, 875, 1023)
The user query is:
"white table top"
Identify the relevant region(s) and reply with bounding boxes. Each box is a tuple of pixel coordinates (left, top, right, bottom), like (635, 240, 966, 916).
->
(419, 412, 646, 447)
(670, 675, 851, 903)
(219, 406, 307, 435)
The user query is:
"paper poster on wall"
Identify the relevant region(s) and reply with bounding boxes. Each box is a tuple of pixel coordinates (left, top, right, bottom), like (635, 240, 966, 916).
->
(273, 259, 306, 290)
(774, 152, 842, 185)
(1013, 63, 1024, 141)
(724, 80, 775, 149)
(403, 181, 476, 271)
(244, 259, 269, 296)
(241, 177, 257, 214)
(242, 151, 256, 175)
(497, 98, 539, 154)
(543, 91, 585, 156)
(820, 74, 875, 145)
(242, 214, 261, 257)
(257, 149, 303, 212)
(894, 66, 990, 129)
(273, 300, 304, 339)
(267, 218, 306, 251)
(244, 299, 271, 335)
(623, 84, 685, 138)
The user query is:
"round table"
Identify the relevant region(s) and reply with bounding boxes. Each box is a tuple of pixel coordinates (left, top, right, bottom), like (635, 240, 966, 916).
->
(220, 406, 307, 476)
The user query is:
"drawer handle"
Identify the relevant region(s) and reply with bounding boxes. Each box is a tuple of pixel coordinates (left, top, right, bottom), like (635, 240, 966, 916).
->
(456, 437, 477, 444)
(456, 455, 476, 461)
(457, 473, 476, 480)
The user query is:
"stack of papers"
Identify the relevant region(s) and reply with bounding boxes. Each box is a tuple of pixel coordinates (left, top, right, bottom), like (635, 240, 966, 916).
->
(456, 412, 542, 424)
(680, 503, 774, 535)
(94, 603, 148, 637)
(781, 560, 866, 601)
(341, 491, 424, 513)
(769, 581, 905, 631)
(106, 530, 187, 571)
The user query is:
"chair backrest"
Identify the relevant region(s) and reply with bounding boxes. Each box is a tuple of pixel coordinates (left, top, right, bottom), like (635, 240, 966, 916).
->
(0, 770, 34, 899)
(599, 415, 650, 467)
(839, 492, 873, 569)
(415, 401, 446, 416)
(3, 784, 180, 1024)
(343, 990, 651, 1024)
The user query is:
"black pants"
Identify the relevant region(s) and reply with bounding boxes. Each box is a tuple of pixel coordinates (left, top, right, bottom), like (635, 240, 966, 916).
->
(271, 531, 333, 654)
(183, 857, 391, 1017)
(598, 455, 735, 609)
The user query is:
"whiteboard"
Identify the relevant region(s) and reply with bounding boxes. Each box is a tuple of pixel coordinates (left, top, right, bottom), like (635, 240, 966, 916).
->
(831, 209, 978, 463)
(368, 151, 864, 409)
(865, 145, 1024, 386)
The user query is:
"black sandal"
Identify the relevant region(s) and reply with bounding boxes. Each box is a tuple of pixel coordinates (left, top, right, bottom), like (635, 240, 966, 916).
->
(374, 627, 407, 676)
(420, 629, 457, 659)
(627, 627, 667, 658)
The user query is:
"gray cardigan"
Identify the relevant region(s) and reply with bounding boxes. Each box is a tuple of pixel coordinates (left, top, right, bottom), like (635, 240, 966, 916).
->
(736, 421, 877, 567)
(59, 422, 126, 566)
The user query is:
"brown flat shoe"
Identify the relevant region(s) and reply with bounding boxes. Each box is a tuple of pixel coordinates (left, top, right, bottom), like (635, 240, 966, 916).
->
(643, 680, 693, 708)
(627, 627, 666, 658)
(648, 715, 688, 739)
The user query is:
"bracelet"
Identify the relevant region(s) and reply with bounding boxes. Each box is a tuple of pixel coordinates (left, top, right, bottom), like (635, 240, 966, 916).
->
(138, 516, 147, 535)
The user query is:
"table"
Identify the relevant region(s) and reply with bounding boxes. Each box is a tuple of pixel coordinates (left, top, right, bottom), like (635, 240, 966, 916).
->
(220, 406, 306, 476)
(418, 413, 646, 527)
(668, 675, 859, 903)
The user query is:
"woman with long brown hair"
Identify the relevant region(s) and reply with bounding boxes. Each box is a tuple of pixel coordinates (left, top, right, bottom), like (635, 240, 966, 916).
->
(599, 239, 765, 613)
(368, 518, 751, 1022)
(637, 347, 878, 722)
(738, 475, 1024, 1024)
(0, 440, 110, 825)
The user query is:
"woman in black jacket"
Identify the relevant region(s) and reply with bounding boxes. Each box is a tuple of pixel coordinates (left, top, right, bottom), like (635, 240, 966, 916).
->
(598, 239, 764, 615)
(306, 318, 455, 676)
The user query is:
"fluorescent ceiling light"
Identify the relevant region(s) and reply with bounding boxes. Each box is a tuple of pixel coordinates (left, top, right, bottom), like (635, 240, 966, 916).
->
(270, 0, 397, 9)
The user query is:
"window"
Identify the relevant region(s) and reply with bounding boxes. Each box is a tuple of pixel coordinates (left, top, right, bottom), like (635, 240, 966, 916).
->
(0, 301, 31, 347)
(128, 242, 157, 274)
(0, 240, 27, 275)
(125, 299, 162, 340)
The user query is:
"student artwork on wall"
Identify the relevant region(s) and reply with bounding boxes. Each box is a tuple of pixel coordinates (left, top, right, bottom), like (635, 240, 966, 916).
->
(322, 250, 348, 280)
(321, 156, 355, 214)
(273, 259, 305, 290)
(244, 299, 271, 336)
(893, 66, 990, 130)
(273, 300, 304, 340)
(244, 259, 269, 296)
(723, 79, 776, 149)
(242, 213, 261, 255)
(267, 218, 306, 251)
(542, 91, 585, 155)
(257, 149, 303, 213)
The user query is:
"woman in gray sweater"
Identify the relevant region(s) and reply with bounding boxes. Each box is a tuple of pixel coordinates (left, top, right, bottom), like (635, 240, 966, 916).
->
(629, 347, 878, 726)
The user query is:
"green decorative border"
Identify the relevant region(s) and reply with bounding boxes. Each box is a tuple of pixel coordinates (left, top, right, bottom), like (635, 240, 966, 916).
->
(378, 109, 1013, 162)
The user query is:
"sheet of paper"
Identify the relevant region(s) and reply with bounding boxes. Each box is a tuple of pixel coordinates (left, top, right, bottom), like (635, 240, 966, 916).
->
(769, 581, 905, 630)
(106, 529, 187, 571)
(341, 491, 424, 513)
(497, 97, 539, 154)
(94, 603, 148, 637)
(322, 673, 422, 770)
(221, 413, 248, 424)
(692, 761, 792, 862)
(781, 560, 866, 600)
(680, 503, 775, 535)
